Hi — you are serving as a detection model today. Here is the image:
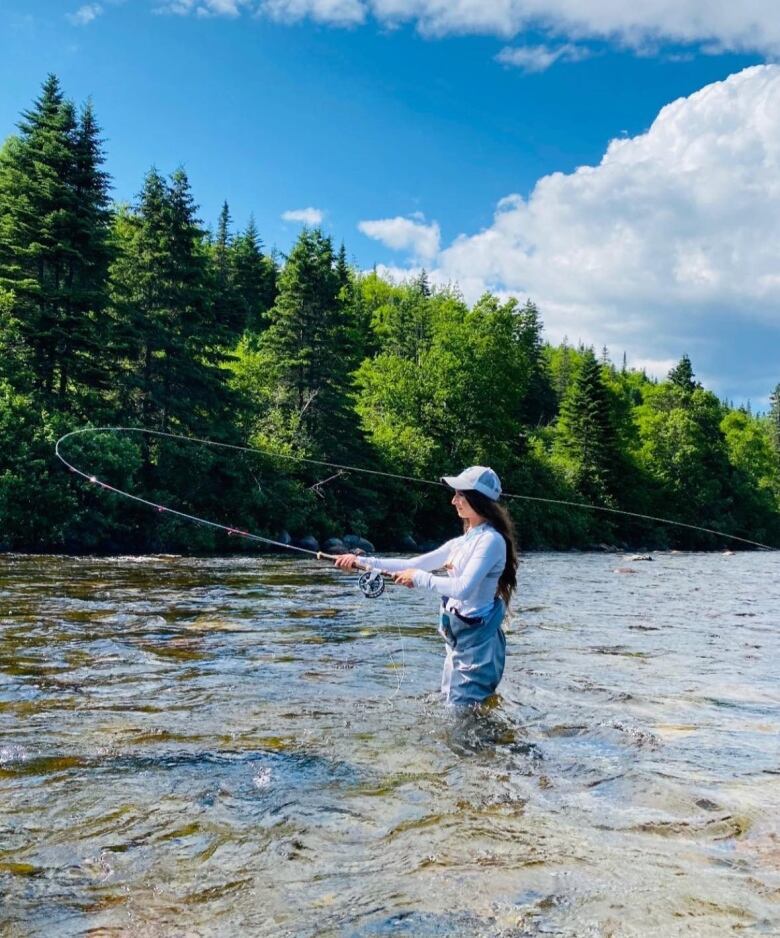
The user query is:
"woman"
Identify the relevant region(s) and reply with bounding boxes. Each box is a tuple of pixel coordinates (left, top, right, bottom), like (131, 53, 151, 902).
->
(335, 466, 518, 705)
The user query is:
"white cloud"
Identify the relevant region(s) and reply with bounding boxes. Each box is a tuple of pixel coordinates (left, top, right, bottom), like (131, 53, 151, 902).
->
(281, 207, 325, 225)
(261, 0, 366, 26)
(358, 215, 441, 261)
(496, 42, 591, 73)
(161, 0, 249, 14)
(369, 66, 780, 394)
(165, 1, 780, 58)
(67, 3, 103, 25)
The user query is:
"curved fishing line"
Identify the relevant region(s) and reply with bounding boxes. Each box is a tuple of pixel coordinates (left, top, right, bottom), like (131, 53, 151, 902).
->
(55, 427, 408, 694)
(56, 426, 776, 551)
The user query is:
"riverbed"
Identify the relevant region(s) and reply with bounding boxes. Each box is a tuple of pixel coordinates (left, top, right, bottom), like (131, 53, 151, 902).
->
(1, 551, 778, 936)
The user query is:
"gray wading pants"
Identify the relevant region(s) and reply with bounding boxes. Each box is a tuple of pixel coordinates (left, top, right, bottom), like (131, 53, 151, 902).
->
(439, 599, 506, 705)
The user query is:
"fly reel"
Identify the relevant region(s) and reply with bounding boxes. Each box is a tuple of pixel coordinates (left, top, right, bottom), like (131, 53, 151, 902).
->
(357, 570, 385, 598)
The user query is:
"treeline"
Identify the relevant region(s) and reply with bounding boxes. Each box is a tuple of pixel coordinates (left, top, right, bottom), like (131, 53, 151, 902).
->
(1, 76, 779, 553)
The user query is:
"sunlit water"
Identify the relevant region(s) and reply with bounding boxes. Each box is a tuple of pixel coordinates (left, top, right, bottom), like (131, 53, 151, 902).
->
(1, 551, 779, 937)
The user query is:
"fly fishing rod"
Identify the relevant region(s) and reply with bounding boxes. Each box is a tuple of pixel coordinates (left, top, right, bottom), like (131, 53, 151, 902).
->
(54, 428, 401, 597)
(55, 426, 777, 560)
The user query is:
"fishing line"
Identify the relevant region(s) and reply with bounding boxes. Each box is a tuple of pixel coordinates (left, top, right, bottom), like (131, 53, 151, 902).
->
(55, 426, 776, 551)
(55, 426, 408, 694)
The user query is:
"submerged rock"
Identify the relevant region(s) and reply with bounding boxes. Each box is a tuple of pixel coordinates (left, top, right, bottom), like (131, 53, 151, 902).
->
(631, 554, 653, 562)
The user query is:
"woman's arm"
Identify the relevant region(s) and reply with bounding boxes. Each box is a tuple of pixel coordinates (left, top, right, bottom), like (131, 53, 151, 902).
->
(366, 541, 455, 573)
(413, 532, 505, 598)
(334, 540, 457, 574)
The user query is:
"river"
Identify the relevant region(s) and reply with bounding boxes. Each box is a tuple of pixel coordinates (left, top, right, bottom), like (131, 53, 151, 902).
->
(1, 551, 778, 936)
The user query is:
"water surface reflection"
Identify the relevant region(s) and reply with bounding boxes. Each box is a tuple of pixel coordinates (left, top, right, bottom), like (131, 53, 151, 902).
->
(1, 552, 778, 936)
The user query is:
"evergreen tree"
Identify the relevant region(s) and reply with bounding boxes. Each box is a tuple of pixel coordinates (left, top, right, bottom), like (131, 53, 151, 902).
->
(668, 354, 699, 393)
(556, 347, 620, 504)
(550, 337, 574, 403)
(231, 216, 276, 332)
(260, 228, 354, 452)
(111, 167, 233, 434)
(0, 76, 112, 401)
(515, 299, 556, 426)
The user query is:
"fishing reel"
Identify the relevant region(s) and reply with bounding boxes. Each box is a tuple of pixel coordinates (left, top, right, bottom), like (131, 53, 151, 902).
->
(357, 570, 385, 598)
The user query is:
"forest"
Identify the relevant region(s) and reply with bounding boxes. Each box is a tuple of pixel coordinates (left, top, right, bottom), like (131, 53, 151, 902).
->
(1, 76, 779, 553)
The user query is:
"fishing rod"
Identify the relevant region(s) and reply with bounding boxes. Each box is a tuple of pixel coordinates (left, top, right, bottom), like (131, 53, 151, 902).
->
(54, 427, 400, 597)
(55, 427, 777, 564)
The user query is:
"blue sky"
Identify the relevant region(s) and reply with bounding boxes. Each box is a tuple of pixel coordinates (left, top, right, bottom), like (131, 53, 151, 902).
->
(2, 1, 779, 405)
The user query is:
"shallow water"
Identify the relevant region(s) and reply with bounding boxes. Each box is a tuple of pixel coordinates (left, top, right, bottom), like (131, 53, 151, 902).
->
(1, 551, 779, 937)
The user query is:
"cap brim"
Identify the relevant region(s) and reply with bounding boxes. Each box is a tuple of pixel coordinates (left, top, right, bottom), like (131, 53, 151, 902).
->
(441, 475, 462, 490)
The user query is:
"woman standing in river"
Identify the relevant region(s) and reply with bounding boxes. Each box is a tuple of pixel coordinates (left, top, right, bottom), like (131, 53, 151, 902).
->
(335, 466, 518, 705)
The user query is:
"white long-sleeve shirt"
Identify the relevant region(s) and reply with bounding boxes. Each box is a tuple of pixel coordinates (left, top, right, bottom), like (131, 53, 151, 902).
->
(367, 523, 506, 619)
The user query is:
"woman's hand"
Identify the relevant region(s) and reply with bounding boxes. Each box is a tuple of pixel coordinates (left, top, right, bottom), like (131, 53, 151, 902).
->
(392, 568, 417, 588)
(334, 553, 360, 569)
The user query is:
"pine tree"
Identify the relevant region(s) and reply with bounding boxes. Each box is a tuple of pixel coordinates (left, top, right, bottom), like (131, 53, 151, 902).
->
(231, 216, 276, 332)
(668, 354, 698, 392)
(111, 167, 233, 433)
(64, 99, 113, 394)
(260, 228, 353, 452)
(0, 75, 112, 401)
(557, 347, 620, 503)
(515, 299, 556, 426)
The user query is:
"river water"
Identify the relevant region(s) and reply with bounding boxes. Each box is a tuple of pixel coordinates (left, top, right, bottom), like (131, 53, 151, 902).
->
(1, 551, 778, 937)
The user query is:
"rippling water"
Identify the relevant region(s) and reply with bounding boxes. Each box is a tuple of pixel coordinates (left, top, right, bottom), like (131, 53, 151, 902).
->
(1, 551, 779, 937)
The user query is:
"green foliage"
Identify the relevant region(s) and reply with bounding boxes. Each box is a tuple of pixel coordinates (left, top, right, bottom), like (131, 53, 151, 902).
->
(0, 76, 113, 402)
(0, 75, 778, 553)
(554, 348, 622, 506)
(667, 354, 699, 393)
(769, 383, 780, 455)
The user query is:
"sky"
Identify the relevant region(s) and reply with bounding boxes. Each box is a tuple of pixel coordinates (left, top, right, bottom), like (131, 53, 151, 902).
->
(1, 1, 779, 406)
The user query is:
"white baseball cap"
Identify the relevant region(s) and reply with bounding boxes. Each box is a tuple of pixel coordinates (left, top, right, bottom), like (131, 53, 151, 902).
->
(441, 466, 502, 501)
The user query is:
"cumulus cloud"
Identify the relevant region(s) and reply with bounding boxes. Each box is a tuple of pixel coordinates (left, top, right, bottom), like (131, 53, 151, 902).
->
(67, 3, 103, 25)
(372, 66, 780, 394)
(161, 0, 249, 14)
(358, 215, 441, 261)
(496, 42, 591, 73)
(261, 0, 366, 26)
(164, 1, 780, 58)
(281, 207, 325, 224)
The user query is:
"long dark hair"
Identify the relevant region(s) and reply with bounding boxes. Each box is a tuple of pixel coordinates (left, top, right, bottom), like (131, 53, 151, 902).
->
(461, 489, 518, 606)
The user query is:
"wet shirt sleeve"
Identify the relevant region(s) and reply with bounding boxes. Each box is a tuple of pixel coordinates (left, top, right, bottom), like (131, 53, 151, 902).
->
(412, 531, 505, 599)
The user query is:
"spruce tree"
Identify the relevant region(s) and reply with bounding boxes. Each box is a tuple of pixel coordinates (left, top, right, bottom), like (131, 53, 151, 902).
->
(557, 347, 620, 503)
(515, 299, 556, 426)
(231, 216, 276, 332)
(668, 354, 698, 392)
(260, 227, 354, 452)
(111, 167, 233, 433)
(0, 75, 112, 401)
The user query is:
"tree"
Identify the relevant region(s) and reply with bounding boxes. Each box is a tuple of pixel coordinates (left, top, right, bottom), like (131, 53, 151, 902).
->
(668, 354, 699, 393)
(231, 216, 276, 333)
(257, 228, 359, 455)
(769, 383, 780, 455)
(555, 347, 621, 504)
(515, 299, 556, 426)
(0, 76, 112, 402)
(634, 385, 738, 545)
(110, 167, 234, 434)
